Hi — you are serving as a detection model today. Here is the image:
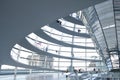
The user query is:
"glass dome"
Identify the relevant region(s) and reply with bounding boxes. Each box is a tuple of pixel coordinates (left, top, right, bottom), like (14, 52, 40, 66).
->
(10, 12, 104, 72)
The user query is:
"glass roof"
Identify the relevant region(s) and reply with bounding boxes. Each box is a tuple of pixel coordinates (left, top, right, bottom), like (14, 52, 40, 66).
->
(81, 0, 120, 70)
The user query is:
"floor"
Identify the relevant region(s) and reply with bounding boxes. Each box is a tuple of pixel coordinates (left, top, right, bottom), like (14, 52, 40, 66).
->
(0, 73, 66, 80)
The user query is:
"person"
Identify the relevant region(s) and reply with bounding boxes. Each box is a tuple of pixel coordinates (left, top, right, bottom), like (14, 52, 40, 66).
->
(78, 69, 81, 73)
(78, 29, 81, 33)
(56, 50, 58, 53)
(56, 20, 61, 25)
(66, 75, 70, 80)
(98, 68, 100, 73)
(107, 78, 110, 80)
(93, 68, 96, 71)
(66, 69, 68, 73)
(74, 69, 77, 73)
(45, 47, 48, 52)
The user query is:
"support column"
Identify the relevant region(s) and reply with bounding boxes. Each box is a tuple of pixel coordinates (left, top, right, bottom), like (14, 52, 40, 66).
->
(85, 34, 87, 71)
(70, 24, 75, 72)
(14, 46, 21, 80)
(14, 67, 17, 80)
(0, 65, 1, 72)
(29, 69, 32, 74)
(118, 51, 120, 68)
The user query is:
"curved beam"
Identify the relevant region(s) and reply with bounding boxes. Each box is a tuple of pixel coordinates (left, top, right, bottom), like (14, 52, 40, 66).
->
(8, 57, 65, 72)
(34, 29, 94, 49)
(49, 22, 91, 38)
(18, 38, 100, 62)
(63, 15, 84, 26)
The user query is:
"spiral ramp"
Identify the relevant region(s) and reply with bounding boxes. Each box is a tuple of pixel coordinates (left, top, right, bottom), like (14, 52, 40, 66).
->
(0, 1, 111, 80)
(9, 13, 101, 71)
